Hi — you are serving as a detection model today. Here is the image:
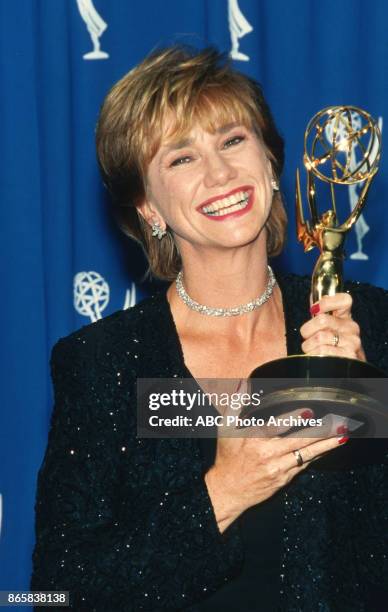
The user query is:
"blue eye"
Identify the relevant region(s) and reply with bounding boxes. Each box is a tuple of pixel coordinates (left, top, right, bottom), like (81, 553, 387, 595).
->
(223, 135, 245, 148)
(170, 156, 192, 167)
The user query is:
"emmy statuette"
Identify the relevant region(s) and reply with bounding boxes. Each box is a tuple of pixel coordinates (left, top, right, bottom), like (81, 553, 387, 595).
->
(248, 107, 387, 466)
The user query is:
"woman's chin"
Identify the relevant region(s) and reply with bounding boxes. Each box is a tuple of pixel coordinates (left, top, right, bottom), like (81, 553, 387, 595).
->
(209, 223, 265, 249)
(203, 231, 265, 251)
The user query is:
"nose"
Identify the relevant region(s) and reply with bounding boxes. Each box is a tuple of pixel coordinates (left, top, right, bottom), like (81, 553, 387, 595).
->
(203, 152, 237, 188)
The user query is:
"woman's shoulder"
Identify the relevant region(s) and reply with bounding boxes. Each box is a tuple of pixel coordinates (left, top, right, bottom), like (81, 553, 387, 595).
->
(345, 279, 388, 368)
(345, 277, 388, 304)
(342, 278, 388, 340)
(51, 291, 169, 368)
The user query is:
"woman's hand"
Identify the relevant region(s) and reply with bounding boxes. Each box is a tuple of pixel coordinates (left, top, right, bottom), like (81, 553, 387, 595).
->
(300, 293, 366, 361)
(205, 419, 348, 533)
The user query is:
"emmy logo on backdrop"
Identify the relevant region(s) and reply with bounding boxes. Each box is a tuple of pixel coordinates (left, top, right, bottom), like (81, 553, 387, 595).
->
(74, 271, 110, 322)
(123, 283, 137, 310)
(228, 0, 253, 61)
(74, 271, 137, 322)
(76, 0, 109, 60)
(324, 113, 383, 260)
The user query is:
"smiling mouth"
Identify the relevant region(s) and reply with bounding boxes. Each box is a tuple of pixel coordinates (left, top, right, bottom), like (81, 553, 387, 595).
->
(200, 190, 251, 217)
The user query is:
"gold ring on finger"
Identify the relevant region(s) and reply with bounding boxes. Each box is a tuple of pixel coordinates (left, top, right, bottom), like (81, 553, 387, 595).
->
(293, 449, 304, 467)
(332, 332, 339, 347)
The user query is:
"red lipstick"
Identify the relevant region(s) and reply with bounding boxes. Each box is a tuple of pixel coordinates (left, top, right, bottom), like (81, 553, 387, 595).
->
(196, 186, 254, 221)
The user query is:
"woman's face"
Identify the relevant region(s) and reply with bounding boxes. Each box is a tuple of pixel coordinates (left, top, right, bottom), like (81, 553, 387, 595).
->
(141, 120, 274, 253)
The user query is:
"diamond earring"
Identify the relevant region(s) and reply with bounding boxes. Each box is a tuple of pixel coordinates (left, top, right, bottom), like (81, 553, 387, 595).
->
(151, 220, 167, 240)
(271, 179, 280, 192)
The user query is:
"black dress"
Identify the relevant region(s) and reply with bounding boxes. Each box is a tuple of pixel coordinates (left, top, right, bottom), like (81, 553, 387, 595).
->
(196, 436, 283, 612)
(31, 273, 388, 611)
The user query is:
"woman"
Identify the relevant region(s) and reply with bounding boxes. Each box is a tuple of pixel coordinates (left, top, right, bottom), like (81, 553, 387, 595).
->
(31, 46, 388, 611)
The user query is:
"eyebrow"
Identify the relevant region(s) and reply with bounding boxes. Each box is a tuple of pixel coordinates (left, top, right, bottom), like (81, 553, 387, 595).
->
(162, 122, 241, 154)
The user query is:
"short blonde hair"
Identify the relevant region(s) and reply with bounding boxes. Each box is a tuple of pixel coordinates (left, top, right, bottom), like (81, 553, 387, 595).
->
(96, 46, 287, 280)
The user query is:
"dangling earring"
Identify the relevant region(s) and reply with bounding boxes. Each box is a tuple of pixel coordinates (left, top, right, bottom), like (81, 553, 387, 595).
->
(271, 179, 280, 192)
(151, 220, 167, 240)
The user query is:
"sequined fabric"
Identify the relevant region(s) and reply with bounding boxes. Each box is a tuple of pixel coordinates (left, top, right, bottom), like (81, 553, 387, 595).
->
(31, 274, 388, 611)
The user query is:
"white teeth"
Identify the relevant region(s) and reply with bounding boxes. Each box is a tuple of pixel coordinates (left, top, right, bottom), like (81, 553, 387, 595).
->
(201, 190, 249, 214)
(206, 198, 249, 217)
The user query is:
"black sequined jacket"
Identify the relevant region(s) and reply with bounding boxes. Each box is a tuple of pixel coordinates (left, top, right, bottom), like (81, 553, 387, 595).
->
(31, 274, 388, 611)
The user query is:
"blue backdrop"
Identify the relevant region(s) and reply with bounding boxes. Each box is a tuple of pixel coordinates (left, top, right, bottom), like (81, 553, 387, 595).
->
(1, 0, 387, 601)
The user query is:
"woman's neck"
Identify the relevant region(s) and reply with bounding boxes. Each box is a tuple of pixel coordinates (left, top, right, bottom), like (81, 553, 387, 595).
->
(173, 238, 270, 308)
(167, 238, 282, 341)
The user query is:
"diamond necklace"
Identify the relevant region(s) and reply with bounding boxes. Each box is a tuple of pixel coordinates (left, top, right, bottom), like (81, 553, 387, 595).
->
(175, 265, 276, 317)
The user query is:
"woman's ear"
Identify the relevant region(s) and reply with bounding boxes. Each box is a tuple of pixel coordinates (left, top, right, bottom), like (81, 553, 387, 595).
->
(266, 157, 275, 179)
(137, 195, 166, 231)
(265, 158, 279, 191)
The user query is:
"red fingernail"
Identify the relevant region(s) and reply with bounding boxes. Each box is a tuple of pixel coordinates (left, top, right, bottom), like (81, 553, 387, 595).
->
(310, 303, 320, 316)
(300, 409, 313, 419)
(336, 425, 348, 435)
(338, 436, 349, 445)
